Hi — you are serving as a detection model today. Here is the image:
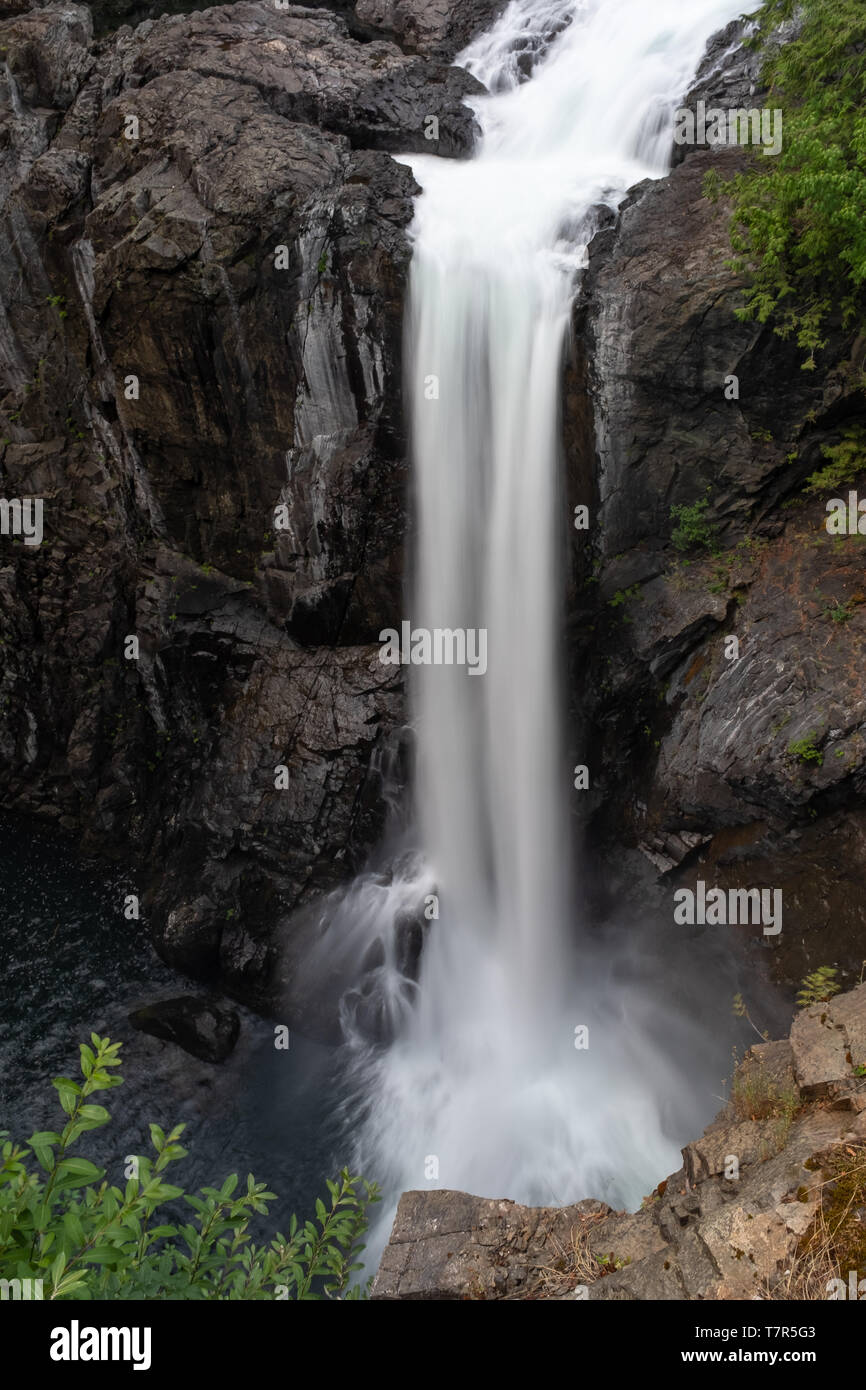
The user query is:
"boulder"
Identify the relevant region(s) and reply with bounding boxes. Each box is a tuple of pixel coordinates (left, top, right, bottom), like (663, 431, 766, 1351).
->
(129, 994, 241, 1061)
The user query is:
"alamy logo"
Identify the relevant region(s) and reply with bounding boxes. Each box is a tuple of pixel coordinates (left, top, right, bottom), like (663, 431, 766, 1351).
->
(49, 1321, 152, 1371)
(674, 100, 783, 156)
(379, 622, 488, 675)
(674, 881, 782, 936)
(0, 1277, 43, 1299)
(826, 492, 866, 534)
(827, 1270, 866, 1299)
(0, 497, 43, 545)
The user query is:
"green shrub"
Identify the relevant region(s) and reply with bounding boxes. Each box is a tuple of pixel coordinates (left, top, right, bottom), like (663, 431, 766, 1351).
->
(608, 583, 641, 609)
(804, 426, 866, 494)
(0, 1034, 379, 1300)
(706, 0, 866, 368)
(822, 597, 854, 624)
(787, 732, 823, 765)
(670, 497, 716, 552)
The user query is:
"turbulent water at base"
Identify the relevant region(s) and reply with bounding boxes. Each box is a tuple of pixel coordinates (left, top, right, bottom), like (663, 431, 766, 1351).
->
(332, 0, 747, 1263)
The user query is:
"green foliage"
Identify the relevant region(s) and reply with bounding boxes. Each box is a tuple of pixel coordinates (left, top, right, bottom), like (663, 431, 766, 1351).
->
(803, 425, 866, 494)
(821, 595, 854, 624)
(595, 1251, 630, 1272)
(796, 965, 841, 1008)
(669, 496, 716, 552)
(787, 732, 823, 765)
(607, 583, 641, 609)
(0, 1035, 379, 1300)
(706, 0, 866, 367)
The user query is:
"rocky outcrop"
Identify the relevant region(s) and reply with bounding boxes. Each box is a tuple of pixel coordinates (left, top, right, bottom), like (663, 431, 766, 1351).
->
(373, 984, 866, 1299)
(3, 0, 505, 54)
(572, 18, 866, 991)
(353, 0, 504, 59)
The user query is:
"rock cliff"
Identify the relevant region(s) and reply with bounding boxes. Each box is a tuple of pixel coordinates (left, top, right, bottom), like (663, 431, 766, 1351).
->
(569, 17, 866, 993)
(0, 1, 496, 1027)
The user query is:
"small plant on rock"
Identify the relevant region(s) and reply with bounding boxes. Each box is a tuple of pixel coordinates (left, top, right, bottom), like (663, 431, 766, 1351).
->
(670, 496, 717, 553)
(787, 732, 824, 766)
(803, 426, 866, 495)
(797, 966, 841, 1008)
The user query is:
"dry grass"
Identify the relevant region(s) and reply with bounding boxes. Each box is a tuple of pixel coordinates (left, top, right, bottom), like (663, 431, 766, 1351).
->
(729, 1057, 801, 1157)
(502, 1218, 614, 1300)
(757, 1146, 866, 1300)
(730, 1063, 799, 1125)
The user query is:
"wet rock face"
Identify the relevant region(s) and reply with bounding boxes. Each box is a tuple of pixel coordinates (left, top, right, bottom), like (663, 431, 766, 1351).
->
(0, 0, 486, 1022)
(572, 23, 866, 987)
(373, 985, 866, 1300)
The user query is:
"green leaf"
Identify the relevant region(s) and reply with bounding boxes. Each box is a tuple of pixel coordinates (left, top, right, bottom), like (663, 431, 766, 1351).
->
(50, 1250, 67, 1289)
(52, 1079, 81, 1116)
(150, 1183, 184, 1202)
(31, 1145, 55, 1173)
(84, 1246, 131, 1265)
(56, 1157, 104, 1181)
(220, 1174, 239, 1200)
(53, 1270, 89, 1298)
(76, 1105, 110, 1129)
(62, 1210, 86, 1247)
(27, 1131, 61, 1147)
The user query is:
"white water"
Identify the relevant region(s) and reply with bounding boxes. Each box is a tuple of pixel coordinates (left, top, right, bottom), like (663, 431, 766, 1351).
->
(336, 0, 745, 1262)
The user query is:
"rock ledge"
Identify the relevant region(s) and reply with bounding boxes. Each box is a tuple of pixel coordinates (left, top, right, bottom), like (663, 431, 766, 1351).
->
(373, 984, 866, 1300)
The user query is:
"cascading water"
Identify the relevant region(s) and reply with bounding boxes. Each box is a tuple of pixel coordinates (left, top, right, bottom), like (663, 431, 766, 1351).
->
(329, 0, 747, 1262)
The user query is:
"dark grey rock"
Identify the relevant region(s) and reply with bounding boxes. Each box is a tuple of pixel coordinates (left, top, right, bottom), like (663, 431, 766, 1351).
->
(129, 993, 241, 1060)
(0, 0, 446, 1023)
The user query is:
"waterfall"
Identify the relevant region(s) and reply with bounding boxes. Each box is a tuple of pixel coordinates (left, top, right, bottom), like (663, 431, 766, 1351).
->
(333, 0, 745, 1262)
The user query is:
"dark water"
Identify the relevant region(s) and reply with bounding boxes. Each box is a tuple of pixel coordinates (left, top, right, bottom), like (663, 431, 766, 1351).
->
(0, 814, 353, 1231)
